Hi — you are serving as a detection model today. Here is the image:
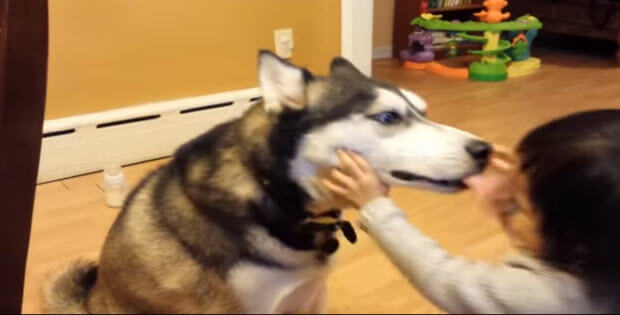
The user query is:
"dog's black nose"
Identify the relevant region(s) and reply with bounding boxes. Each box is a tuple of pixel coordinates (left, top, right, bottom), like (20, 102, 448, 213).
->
(466, 140, 492, 168)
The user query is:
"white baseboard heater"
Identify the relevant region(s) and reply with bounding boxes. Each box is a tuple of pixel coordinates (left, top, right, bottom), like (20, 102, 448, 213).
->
(38, 88, 261, 183)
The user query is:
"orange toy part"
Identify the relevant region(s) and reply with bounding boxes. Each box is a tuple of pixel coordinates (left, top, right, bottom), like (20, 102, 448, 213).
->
(403, 61, 468, 79)
(474, 0, 510, 23)
(403, 61, 428, 70)
(511, 32, 528, 46)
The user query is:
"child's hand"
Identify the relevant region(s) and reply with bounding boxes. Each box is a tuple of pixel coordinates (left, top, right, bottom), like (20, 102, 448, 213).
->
(320, 150, 390, 209)
(464, 145, 521, 219)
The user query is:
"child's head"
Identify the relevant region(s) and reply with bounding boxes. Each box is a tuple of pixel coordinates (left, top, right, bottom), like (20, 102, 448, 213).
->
(515, 109, 620, 283)
(469, 109, 620, 284)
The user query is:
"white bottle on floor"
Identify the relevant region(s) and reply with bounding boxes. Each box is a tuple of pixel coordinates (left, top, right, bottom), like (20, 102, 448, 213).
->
(103, 164, 127, 208)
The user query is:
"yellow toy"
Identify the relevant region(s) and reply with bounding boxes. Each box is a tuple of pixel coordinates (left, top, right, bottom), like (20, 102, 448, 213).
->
(420, 13, 443, 20)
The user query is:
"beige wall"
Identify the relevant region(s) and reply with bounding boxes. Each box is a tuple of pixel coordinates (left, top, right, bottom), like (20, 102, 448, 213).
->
(373, 0, 394, 48)
(46, 0, 341, 119)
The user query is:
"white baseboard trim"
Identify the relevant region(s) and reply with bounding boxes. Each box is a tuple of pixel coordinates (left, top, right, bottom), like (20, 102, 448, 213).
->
(38, 87, 261, 183)
(372, 45, 393, 60)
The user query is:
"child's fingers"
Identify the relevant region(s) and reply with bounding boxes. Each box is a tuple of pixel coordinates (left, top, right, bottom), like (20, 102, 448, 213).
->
(490, 157, 515, 172)
(337, 150, 363, 178)
(493, 144, 512, 154)
(347, 151, 372, 173)
(330, 168, 357, 189)
(491, 144, 518, 165)
(312, 178, 336, 200)
(321, 178, 349, 197)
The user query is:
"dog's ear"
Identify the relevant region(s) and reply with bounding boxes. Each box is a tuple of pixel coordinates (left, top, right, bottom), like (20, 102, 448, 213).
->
(330, 57, 366, 80)
(399, 88, 427, 115)
(258, 50, 313, 113)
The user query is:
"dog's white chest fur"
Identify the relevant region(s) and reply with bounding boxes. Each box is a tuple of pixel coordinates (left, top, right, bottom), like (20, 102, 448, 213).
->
(227, 226, 330, 313)
(228, 263, 328, 313)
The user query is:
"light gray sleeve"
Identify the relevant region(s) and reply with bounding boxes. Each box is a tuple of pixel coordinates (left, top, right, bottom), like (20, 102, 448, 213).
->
(360, 197, 565, 314)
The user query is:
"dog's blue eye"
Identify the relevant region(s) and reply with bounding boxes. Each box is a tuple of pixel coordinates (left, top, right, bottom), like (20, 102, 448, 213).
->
(371, 111, 401, 124)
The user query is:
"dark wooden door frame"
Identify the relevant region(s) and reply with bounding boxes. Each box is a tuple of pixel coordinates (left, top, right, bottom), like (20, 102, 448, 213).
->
(0, 0, 48, 313)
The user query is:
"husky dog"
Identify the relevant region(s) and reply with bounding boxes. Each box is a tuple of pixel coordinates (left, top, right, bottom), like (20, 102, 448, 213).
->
(43, 51, 491, 314)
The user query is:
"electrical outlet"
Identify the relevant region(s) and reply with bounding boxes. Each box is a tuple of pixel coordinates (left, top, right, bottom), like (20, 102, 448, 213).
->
(274, 28, 293, 59)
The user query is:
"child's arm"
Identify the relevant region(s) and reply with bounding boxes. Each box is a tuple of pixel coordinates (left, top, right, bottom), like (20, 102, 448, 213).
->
(322, 151, 565, 313)
(360, 197, 565, 313)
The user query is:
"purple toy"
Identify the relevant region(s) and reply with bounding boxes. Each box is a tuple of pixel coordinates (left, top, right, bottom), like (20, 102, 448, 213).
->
(399, 29, 435, 63)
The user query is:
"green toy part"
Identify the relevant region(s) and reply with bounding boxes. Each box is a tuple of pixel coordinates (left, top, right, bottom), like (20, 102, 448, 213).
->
(455, 32, 487, 43)
(470, 40, 510, 55)
(469, 61, 508, 81)
(411, 16, 542, 32)
(455, 32, 511, 56)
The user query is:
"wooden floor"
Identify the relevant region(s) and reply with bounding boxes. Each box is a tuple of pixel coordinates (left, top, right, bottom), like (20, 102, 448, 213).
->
(23, 49, 620, 313)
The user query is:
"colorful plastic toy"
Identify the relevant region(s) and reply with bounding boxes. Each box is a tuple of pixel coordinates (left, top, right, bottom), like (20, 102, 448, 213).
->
(400, 29, 435, 63)
(401, 0, 542, 82)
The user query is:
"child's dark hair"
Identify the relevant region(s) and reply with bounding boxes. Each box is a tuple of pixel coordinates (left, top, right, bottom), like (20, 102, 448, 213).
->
(517, 109, 620, 285)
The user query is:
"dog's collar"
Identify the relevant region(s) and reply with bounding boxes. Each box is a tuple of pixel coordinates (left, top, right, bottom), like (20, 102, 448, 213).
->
(255, 174, 356, 254)
(305, 210, 357, 245)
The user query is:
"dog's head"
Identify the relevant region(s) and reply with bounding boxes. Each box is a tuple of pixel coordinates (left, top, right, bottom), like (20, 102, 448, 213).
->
(258, 51, 491, 197)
